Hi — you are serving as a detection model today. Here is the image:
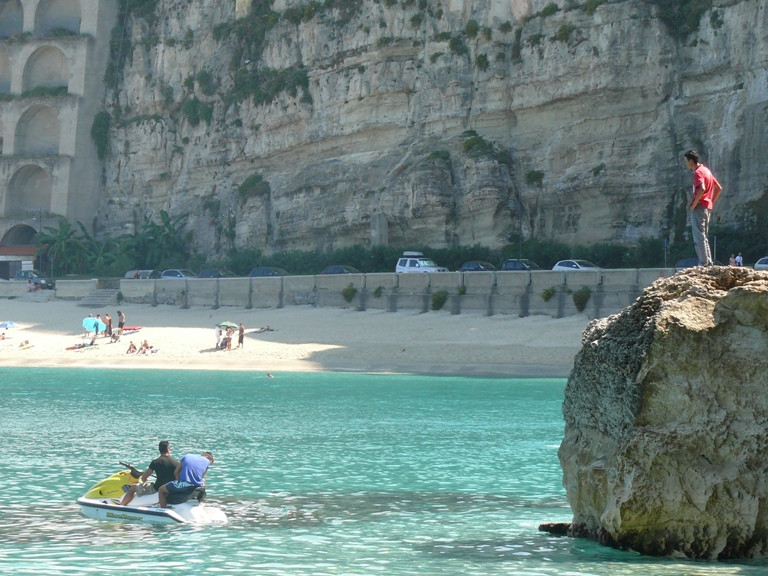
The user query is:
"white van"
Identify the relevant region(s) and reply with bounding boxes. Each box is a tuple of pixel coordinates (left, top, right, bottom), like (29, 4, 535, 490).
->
(395, 251, 447, 273)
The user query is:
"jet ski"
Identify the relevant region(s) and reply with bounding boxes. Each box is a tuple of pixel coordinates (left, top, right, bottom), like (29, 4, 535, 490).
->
(76, 462, 227, 525)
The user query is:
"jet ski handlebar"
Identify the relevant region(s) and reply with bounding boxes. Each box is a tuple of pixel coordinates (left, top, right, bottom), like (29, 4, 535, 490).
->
(119, 461, 143, 479)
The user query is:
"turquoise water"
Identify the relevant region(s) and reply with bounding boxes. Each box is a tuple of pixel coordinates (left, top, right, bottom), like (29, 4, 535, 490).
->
(1, 368, 765, 576)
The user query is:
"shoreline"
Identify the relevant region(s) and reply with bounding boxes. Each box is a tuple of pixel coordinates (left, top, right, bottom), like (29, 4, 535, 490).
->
(0, 300, 590, 377)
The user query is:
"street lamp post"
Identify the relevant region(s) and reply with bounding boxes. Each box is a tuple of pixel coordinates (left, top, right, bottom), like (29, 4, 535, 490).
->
(36, 208, 43, 275)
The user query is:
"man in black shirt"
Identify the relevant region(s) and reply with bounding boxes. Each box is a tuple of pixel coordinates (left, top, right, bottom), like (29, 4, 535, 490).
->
(119, 440, 179, 506)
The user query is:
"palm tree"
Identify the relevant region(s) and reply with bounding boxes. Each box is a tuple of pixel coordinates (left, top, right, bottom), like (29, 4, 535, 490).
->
(36, 219, 89, 275)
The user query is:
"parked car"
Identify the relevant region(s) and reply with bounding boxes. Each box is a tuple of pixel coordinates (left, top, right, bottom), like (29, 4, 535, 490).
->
(13, 269, 55, 289)
(458, 261, 497, 272)
(500, 258, 542, 271)
(321, 265, 361, 274)
(395, 251, 447, 273)
(135, 269, 160, 279)
(674, 257, 700, 271)
(552, 259, 601, 271)
(124, 269, 160, 279)
(249, 266, 288, 277)
(753, 257, 768, 271)
(160, 268, 197, 279)
(198, 268, 236, 278)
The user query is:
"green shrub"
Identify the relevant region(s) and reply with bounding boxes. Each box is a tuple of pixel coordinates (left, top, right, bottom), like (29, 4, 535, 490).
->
(342, 283, 357, 303)
(525, 170, 545, 186)
(475, 53, 490, 71)
(553, 24, 573, 42)
(432, 289, 449, 310)
(90, 111, 111, 160)
(465, 19, 479, 38)
(647, 0, 711, 40)
(572, 286, 592, 312)
(540, 3, 559, 18)
(584, 0, 605, 15)
(238, 174, 271, 203)
(196, 70, 216, 96)
(373, 286, 384, 298)
(458, 285, 467, 296)
(541, 287, 557, 302)
(448, 37, 468, 55)
(427, 150, 451, 161)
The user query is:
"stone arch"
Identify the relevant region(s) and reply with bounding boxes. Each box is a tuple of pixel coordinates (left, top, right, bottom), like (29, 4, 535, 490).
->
(22, 45, 69, 94)
(16, 105, 60, 156)
(5, 165, 52, 217)
(0, 50, 10, 94)
(35, 0, 82, 36)
(0, 0, 24, 39)
(1, 224, 38, 245)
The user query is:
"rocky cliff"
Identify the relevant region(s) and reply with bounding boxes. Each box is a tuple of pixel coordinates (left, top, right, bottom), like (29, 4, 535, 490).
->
(559, 266, 768, 558)
(96, 0, 768, 256)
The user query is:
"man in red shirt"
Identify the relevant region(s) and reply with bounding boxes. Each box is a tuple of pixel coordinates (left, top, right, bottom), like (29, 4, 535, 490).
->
(684, 150, 722, 266)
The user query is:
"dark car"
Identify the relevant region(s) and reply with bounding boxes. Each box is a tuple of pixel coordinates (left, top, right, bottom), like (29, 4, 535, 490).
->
(13, 269, 55, 289)
(249, 266, 289, 277)
(675, 257, 700, 271)
(321, 265, 361, 274)
(458, 261, 497, 272)
(500, 258, 542, 271)
(125, 269, 159, 279)
(135, 269, 160, 279)
(674, 258, 723, 271)
(199, 268, 236, 278)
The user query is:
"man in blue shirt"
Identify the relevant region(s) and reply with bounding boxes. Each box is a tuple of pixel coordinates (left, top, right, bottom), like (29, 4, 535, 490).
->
(157, 451, 214, 508)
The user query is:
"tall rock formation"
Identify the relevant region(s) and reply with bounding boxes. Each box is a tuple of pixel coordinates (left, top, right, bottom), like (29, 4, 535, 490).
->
(94, 0, 768, 256)
(559, 266, 768, 559)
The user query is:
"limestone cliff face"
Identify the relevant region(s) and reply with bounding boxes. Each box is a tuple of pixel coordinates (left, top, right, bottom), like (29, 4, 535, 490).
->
(559, 266, 768, 559)
(96, 0, 768, 256)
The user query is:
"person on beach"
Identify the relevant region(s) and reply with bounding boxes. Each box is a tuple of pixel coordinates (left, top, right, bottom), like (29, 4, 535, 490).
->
(104, 313, 112, 337)
(120, 440, 179, 506)
(684, 150, 722, 266)
(238, 323, 245, 348)
(117, 310, 126, 337)
(157, 451, 214, 508)
(126, 341, 137, 354)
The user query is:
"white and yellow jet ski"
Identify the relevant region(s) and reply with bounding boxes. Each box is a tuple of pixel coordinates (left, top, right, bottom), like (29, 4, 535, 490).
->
(76, 463, 227, 525)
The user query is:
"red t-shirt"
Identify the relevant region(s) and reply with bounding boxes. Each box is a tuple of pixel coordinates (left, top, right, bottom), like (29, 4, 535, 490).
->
(692, 164, 720, 210)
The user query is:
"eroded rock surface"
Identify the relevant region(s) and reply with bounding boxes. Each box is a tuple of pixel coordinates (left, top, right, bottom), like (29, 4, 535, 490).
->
(559, 266, 768, 559)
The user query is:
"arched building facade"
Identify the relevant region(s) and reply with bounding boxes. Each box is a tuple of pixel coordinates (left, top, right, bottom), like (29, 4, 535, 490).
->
(0, 0, 117, 278)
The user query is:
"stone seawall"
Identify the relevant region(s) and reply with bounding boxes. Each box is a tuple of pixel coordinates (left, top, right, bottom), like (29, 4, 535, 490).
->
(0, 268, 675, 318)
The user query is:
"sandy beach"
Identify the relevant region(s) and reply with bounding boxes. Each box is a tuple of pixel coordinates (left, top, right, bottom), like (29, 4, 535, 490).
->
(0, 299, 590, 377)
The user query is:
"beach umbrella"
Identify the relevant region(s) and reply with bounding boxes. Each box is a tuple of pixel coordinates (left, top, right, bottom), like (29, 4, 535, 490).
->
(82, 317, 107, 333)
(0, 321, 17, 329)
(217, 321, 239, 329)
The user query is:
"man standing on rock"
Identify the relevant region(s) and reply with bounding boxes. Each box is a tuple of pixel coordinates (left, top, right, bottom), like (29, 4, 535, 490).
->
(684, 150, 722, 266)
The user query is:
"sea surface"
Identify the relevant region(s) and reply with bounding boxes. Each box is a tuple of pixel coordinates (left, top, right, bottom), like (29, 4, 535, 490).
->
(1, 368, 765, 575)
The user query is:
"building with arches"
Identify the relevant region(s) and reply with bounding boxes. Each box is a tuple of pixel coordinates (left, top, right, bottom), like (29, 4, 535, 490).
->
(0, 0, 117, 278)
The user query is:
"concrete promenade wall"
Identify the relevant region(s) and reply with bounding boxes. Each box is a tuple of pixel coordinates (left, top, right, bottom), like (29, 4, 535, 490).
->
(10, 269, 675, 318)
(31, 268, 675, 319)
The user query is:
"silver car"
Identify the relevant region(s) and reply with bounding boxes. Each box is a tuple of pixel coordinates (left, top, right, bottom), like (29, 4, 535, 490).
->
(552, 259, 601, 271)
